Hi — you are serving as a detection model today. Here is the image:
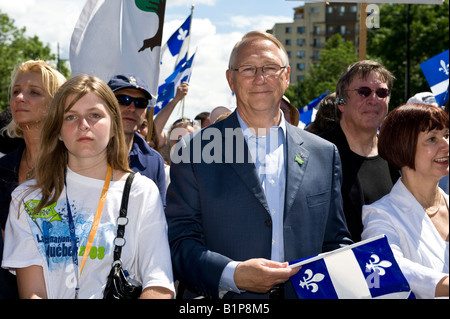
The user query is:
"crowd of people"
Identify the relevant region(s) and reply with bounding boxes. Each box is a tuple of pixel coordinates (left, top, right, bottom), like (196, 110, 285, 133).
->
(0, 30, 448, 299)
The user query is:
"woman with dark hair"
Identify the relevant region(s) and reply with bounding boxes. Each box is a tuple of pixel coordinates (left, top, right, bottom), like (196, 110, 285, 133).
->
(362, 103, 449, 299)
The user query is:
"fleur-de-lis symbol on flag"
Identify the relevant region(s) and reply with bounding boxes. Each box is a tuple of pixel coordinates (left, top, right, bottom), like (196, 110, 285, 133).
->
(177, 28, 188, 41)
(439, 60, 449, 76)
(299, 269, 325, 293)
(365, 254, 392, 276)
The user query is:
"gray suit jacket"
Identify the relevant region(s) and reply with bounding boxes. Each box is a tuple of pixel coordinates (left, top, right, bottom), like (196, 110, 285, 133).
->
(165, 111, 352, 299)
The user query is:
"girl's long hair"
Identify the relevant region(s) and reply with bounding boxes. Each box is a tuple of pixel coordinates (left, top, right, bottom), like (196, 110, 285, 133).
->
(31, 74, 131, 214)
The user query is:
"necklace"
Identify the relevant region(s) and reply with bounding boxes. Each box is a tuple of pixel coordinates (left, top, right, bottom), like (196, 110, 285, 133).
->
(424, 193, 442, 216)
(23, 149, 34, 180)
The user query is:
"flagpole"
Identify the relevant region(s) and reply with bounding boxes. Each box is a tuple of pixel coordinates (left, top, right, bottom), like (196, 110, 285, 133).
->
(182, 4, 195, 117)
(359, 3, 367, 61)
(288, 234, 385, 268)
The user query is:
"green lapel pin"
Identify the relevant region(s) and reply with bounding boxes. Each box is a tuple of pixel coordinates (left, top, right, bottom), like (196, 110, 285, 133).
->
(295, 155, 304, 165)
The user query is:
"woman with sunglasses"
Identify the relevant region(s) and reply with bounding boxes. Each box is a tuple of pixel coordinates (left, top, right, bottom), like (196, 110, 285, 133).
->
(362, 103, 449, 298)
(2, 75, 174, 299)
(321, 60, 400, 242)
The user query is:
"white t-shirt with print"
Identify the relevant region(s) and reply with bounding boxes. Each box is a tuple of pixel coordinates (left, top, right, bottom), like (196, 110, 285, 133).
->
(2, 169, 174, 299)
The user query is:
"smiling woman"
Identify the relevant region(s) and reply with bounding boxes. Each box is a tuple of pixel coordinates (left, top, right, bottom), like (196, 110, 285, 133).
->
(362, 103, 449, 299)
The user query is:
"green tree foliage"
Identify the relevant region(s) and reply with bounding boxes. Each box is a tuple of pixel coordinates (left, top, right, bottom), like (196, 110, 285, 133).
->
(286, 1, 448, 111)
(0, 10, 70, 112)
(285, 33, 357, 108)
(367, 1, 449, 109)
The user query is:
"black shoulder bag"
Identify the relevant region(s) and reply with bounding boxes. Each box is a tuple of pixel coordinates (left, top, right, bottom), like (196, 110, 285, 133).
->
(103, 172, 142, 299)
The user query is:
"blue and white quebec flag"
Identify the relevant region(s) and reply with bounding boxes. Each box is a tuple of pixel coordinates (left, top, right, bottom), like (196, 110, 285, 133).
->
(156, 51, 196, 113)
(289, 235, 415, 299)
(299, 92, 328, 128)
(420, 50, 449, 107)
(159, 14, 191, 85)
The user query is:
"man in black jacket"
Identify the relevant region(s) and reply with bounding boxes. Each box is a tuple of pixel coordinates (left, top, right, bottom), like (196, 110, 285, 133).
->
(321, 60, 400, 242)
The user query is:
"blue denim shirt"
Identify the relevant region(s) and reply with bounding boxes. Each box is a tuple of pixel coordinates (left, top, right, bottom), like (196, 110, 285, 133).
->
(219, 110, 287, 295)
(237, 110, 287, 262)
(129, 132, 167, 207)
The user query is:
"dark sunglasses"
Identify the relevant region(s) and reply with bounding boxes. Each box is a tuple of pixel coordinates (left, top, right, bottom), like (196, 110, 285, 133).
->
(348, 86, 390, 99)
(115, 94, 149, 109)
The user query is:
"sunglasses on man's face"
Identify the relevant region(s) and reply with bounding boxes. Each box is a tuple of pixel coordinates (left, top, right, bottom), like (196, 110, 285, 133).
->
(115, 94, 149, 109)
(348, 86, 390, 99)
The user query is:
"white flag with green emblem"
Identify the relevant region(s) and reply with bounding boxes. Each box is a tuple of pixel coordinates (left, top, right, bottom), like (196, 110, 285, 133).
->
(70, 0, 166, 104)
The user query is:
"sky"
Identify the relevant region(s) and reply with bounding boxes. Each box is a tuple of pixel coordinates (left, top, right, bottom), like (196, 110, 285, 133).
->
(0, 0, 305, 124)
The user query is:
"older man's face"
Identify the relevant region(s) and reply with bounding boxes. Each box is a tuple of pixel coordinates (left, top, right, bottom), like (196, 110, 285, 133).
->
(226, 38, 290, 118)
(338, 72, 390, 132)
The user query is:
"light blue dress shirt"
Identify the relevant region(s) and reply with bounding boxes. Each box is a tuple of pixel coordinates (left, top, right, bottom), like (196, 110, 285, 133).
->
(219, 110, 287, 296)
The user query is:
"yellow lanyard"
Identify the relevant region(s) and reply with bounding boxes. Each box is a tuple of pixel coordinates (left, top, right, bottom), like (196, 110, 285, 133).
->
(79, 165, 112, 275)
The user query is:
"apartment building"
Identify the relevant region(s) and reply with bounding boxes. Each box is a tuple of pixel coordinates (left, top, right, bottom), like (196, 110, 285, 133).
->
(268, 2, 361, 83)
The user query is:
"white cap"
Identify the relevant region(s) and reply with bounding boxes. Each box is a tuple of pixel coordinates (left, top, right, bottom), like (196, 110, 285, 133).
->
(407, 92, 438, 106)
